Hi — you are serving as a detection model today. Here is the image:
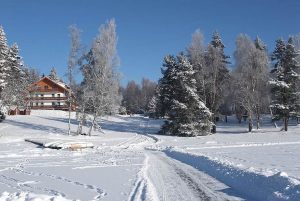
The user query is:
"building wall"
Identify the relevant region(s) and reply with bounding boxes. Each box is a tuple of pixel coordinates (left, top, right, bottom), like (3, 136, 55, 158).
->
(27, 77, 72, 110)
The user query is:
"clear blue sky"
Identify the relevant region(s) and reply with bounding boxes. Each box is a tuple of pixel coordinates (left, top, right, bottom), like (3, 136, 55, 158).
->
(1, 0, 299, 85)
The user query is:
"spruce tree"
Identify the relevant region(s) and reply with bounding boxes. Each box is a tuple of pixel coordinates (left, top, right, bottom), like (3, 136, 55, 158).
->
(205, 32, 230, 133)
(161, 54, 212, 136)
(156, 55, 177, 117)
(270, 38, 300, 131)
(0, 26, 9, 91)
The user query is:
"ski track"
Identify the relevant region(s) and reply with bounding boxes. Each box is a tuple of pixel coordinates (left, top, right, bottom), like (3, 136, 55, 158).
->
(3, 113, 299, 200)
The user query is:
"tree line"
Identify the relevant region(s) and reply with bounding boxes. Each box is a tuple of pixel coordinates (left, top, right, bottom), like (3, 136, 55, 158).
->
(1, 22, 300, 137)
(119, 78, 157, 114)
(0, 26, 40, 112)
(149, 30, 300, 136)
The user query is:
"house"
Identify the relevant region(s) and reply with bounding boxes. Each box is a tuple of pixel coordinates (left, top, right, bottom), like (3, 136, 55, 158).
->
(26, 76, 75, 111)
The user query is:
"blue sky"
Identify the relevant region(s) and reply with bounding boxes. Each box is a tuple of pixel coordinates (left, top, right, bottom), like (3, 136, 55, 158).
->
(1, 0, 299, 85)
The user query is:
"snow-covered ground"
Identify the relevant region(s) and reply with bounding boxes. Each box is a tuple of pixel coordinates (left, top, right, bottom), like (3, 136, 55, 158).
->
(0, 111, 300, 200)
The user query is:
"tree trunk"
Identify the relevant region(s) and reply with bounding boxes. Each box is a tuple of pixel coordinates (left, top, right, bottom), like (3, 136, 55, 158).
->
(211, 114, 216, 134)
(248, 121, 253, 132)
(88, 115, 97, 136)
(256, 113, 260, 130)
(284, 118, 288, 131)
(77, 121, 82, 135)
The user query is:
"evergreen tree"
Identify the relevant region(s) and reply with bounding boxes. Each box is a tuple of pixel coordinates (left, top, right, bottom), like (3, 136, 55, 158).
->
(6, 44, 26, 107)
(161, 54, 212, 136)
(156, 55, 177, 117)
(270, 38, 300, 131)
(0, 26, 10, 91)
(205, 32, 230, 133)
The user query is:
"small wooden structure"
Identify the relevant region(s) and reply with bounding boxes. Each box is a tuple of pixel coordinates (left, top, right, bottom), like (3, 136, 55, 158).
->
(8, 107, 31, 115)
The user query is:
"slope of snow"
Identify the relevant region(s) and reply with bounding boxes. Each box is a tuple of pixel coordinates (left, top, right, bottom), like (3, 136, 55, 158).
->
(0, 111, 300, 200)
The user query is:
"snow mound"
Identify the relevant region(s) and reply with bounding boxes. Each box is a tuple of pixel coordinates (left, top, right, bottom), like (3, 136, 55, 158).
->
(165, 149, 300, 201)
(0, 191, 70, 201)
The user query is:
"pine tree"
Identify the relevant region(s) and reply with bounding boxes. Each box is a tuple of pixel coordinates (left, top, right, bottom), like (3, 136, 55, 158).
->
(161, 54, 212, 136)
(270, 38, 300, 131)
(0, 26, 10, 92)
(205, 32, 230, 133)
(156, 55, 177, 117)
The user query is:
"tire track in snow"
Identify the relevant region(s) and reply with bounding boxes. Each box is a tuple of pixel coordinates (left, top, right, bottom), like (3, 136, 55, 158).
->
(128, 154, 159, 201)
(138, 151, 238, 201)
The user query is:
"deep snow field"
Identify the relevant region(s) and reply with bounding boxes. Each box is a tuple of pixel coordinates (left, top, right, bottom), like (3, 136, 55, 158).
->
(0, 110, 300, 201)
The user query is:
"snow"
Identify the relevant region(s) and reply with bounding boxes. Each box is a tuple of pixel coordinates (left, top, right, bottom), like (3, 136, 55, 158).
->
(1, 111, 300, 200)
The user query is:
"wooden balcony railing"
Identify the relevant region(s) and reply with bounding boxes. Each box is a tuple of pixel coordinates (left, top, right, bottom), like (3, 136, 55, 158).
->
(26, 97, 67, 101)
(28, 88, 64, 93)
(30, 105, 69, 110)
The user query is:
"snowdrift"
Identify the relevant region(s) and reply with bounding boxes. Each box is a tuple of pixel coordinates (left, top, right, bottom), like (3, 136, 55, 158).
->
(25, 138, 94, 150)
(165, 149, 300, 201)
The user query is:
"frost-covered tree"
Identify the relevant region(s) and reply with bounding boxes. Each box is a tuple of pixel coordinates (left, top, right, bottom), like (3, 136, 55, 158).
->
(204, 32, 230, 132)
(80, 19, 121, 136)
(270, 38, 300, 131)
(161, 53, 212, 136)
(233, 35, 270, 131)
(3, 43, 27, 108)
(0, 26, 10, 94)
(156, 55, 178, 118)
(122, 80, 141, 113)
(48, 67, 59, 81)
(66, 25, 81, 135)
(187, 29, 206, 102)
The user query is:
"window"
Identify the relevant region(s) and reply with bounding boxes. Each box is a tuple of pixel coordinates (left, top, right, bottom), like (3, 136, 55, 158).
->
(35, 103, 38, 106)
(44, 86, 48, 89)
(57, 94, 61, 97)
(57, 102, 60, 106)
(41, 94, 44, 97)
(35, 94, 38, 97)
(52, 102, 55, 106)
(52, 94, 55, 97)
(41, 102, 44, 106)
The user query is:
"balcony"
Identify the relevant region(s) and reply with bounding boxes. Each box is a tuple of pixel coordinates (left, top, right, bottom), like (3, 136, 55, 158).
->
(29, 88, 64, 93)
(30, 105, 69, 110)
(26, 97, 67, 101)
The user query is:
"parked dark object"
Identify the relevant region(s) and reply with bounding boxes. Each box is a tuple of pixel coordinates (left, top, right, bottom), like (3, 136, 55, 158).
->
(0, 112, 6, 122)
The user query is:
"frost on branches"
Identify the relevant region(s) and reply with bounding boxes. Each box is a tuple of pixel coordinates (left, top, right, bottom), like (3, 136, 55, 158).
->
(159, 53, 213, 136)
(270, 38, 300, 131)
(0, 26, 27, 110)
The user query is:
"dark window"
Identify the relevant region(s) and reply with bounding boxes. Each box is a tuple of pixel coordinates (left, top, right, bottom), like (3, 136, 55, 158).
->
(52, 102, 55, 106)
(35, 103, 38, 106)
(57, 102, 60, 106)
(52, 94, 55, 97)
(41, 102, 44, 106)
(58, 94, 60, 97)
(41, 94, 44, 97)
(44, 86, 48, 89)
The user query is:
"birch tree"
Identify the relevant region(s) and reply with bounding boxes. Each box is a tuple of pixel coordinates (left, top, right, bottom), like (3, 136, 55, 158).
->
(233, 34, 269, 131)
(66, 25, 80, 135)
(187, 29, 206, 102)
(80, 19, 121, 136)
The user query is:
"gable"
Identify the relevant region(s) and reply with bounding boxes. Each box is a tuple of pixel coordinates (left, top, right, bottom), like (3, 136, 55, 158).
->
(29, 77, 67, 93)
